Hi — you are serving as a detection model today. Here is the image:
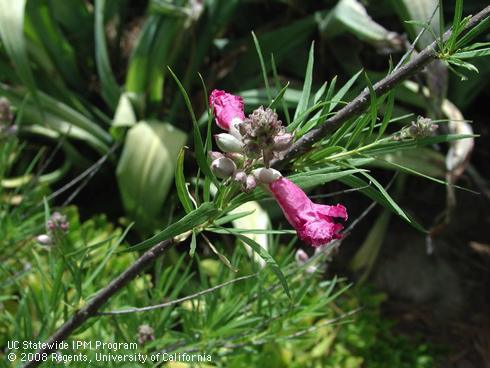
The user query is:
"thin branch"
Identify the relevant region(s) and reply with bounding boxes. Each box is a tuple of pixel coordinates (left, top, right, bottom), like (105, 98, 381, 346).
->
(393, 2, 440, 72)
(272, 6, 490, 169)
(22, 239, 175, 368)
(45, 143, 119, 204)
(98, 273, 257, 315)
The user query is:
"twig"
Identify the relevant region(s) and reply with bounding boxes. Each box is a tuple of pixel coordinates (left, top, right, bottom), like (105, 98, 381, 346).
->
(393, 2, 440, 72)
(22, 239, 174, 368)
(272, 6, 490, 169)
(44, 143, 119, 204)
(98, 273, 257, 315)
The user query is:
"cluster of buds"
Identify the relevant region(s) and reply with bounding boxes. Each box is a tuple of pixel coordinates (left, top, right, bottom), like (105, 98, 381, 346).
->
(209, 89, 348, 247)
(209, 150, 257, 192)
(209, 90, 293, 191)
(394, 116, 437, 141)
(0, 97, 16, 137)
(36, 211, 70, 246)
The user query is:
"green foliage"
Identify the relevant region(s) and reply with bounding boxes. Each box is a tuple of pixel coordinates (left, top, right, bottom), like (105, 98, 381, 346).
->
(0, 1, 488, 367)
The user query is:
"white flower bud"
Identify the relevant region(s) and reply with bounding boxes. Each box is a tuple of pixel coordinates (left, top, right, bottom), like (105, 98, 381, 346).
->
(208, 151, 223, 161)
(295, 248, 309, 264)
(211, 157, 236, 179)
(214, 133, 244, 153)
(245, 175, 257, 191)
(233, 171, 247, 184)
(36, 234, 53, 246)
(252, 167, 282, 184)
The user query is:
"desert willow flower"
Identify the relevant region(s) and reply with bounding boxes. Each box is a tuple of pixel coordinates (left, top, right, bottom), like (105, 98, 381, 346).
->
(253, 168, 348, 247)
(209, 90, 348, 246)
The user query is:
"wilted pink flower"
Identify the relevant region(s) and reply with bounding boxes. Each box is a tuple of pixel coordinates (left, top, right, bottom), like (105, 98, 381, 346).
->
(209, 89, 245, 131)
(269, 178, 347, 247)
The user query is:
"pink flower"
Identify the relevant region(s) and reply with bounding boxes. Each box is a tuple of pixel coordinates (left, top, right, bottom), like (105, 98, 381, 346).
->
(269, 178, 347, 247)
(209, 89, 245, 131)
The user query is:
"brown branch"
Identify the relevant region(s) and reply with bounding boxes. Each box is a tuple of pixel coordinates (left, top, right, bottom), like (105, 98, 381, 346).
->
(22, 239, 174, 368)
(20, 5, 490, 368)
(272, 5, 490, 169)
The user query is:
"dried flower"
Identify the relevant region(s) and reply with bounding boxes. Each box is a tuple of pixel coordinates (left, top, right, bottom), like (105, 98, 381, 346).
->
(211, 157, 236, 178)
(209, 89, 245, 134)
(137, 324, 155, 345)
(239, 106, 292, 167)
(269, 178, 347, 247)
(214, 133, 244, 153)
(394, 116, 438, 140)
(47, 212, 69, 233)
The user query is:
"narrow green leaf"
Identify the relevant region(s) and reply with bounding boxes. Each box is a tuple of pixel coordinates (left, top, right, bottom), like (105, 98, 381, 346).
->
(329, 69, 362, 112)
(453, 48, 490, 59)
(251, 31, 272, 102)
(214, 210, 256, 226)
(168, 68, 217, 186)
(455, 15, 490, 49)
(271, 53, 291, 125)
(292, 42, 315, 127)
(378, 92, 395, 138)
(226, 228, 291, 298)
(94, 0, 121, 108)
(340, 173, 425, 232)
(175, 148, 194, 213)
(290, 168, 364, 190)
(268, 82, 290, 110)
(126, 202, 218, 252)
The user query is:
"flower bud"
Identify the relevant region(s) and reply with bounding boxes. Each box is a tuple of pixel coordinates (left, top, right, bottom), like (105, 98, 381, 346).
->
(252, 168, 282, 184)
(214, 133, 244, 153)
(273, 133, 293, 152)
(211, 157, 236, 179)
(245, 175, 257, 192)
(233, 170, 247, 184)
(295, 248, 309, 264)
(36, 234, 53, 246)
(208, 151, 223, 161)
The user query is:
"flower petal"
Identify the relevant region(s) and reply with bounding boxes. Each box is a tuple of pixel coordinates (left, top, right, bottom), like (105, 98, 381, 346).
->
(209, 89, 245, 131)
(269, 177, 347, 247)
